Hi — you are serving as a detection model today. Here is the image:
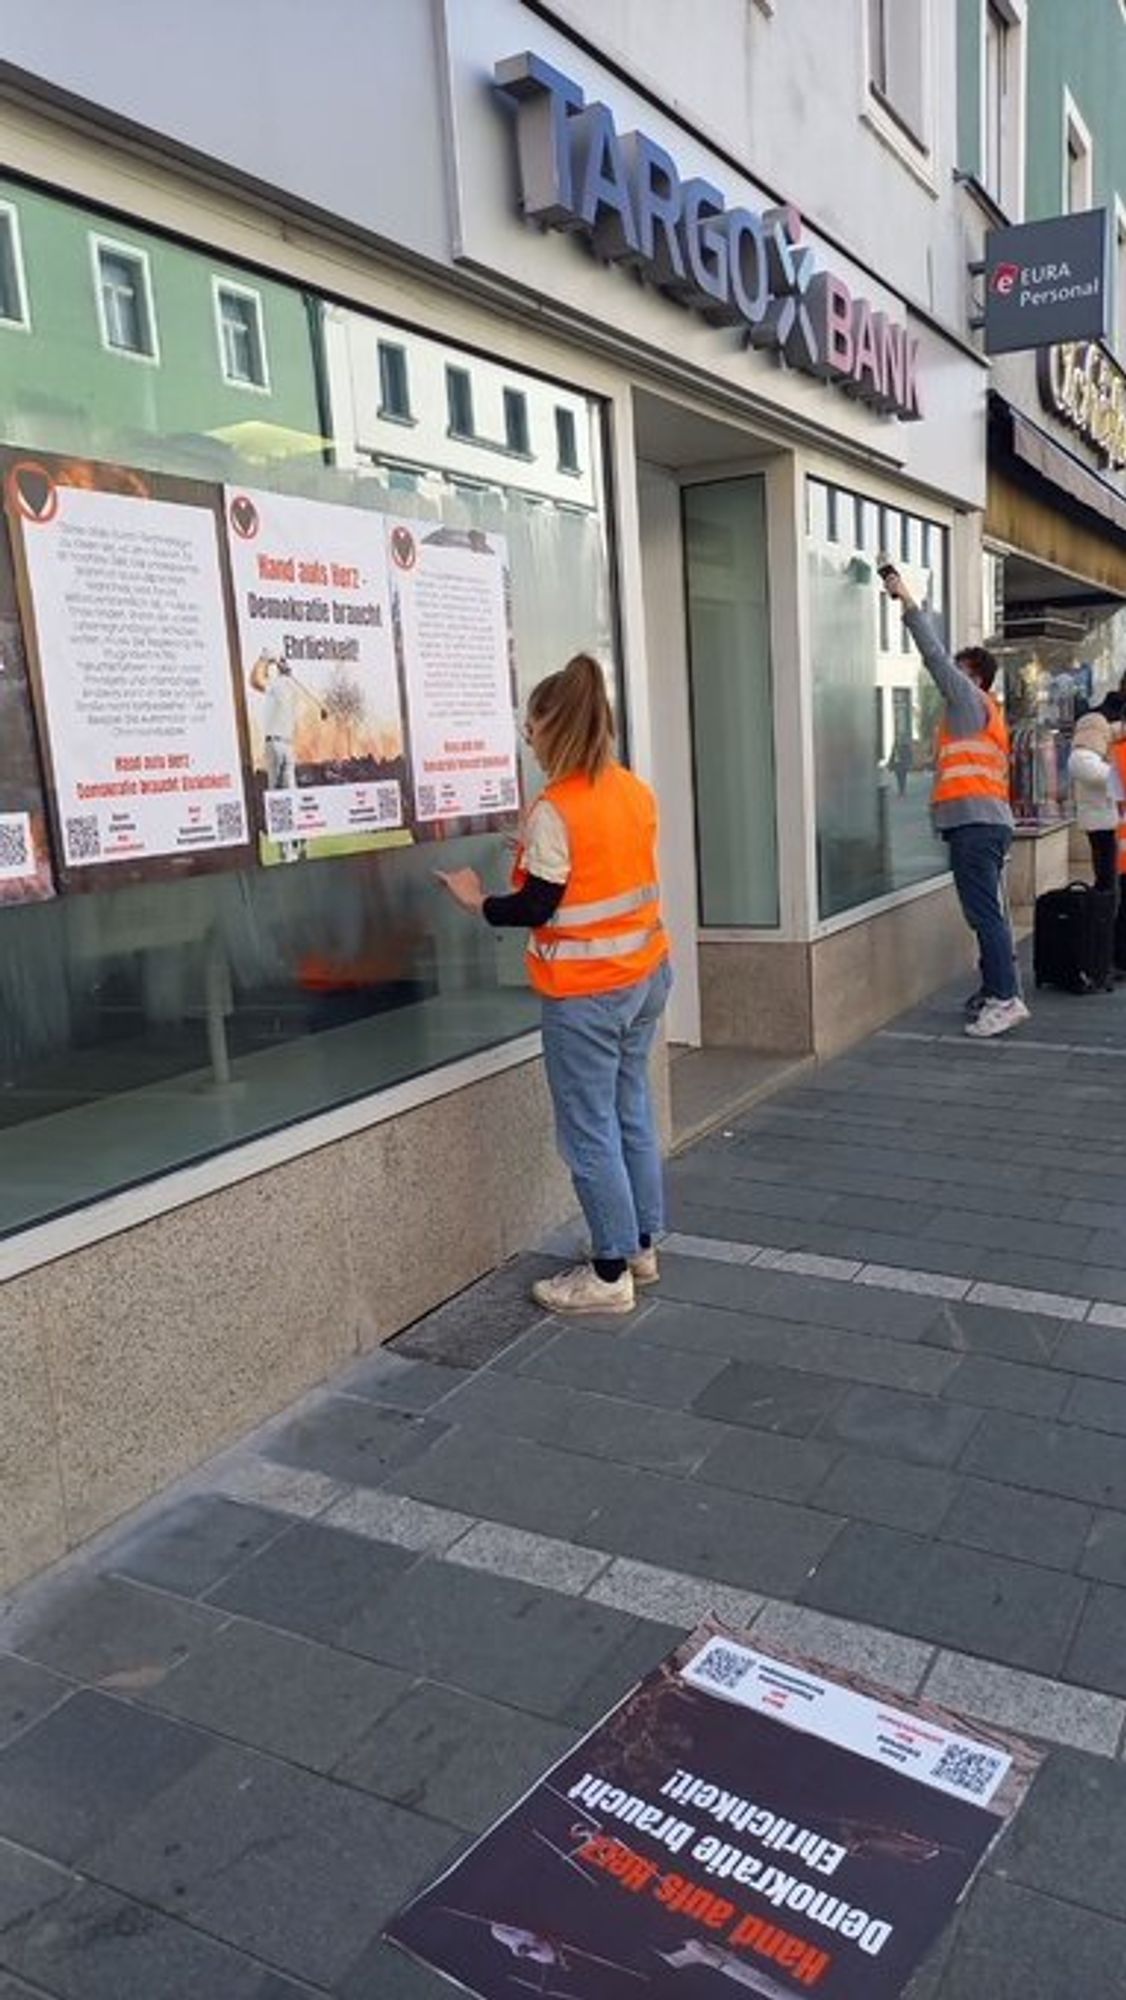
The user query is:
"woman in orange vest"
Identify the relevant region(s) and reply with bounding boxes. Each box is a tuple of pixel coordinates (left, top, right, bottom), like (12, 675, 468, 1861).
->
(436, 654, 671, 1316)
(1111, 706, 1126, 975)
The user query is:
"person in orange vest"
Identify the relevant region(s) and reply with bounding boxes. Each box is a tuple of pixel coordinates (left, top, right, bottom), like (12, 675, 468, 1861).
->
(1110, 695, 1126, 975)
(880, 565, 1027, 1039)
(436, 653, 671, 1316)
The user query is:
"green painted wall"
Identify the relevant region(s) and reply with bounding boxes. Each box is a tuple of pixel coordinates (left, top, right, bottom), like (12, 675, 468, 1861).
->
(0, 177, 322, 465)
(957, 0, 983, 180)
(1025, 0, 1126, 221)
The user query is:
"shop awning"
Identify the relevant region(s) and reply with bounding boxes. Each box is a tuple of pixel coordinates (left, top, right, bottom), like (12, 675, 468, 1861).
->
(987, 392, 1126, 597)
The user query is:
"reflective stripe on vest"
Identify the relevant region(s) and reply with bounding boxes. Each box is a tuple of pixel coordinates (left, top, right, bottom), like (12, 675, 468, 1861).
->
(528, 918, 664, 962)
(543, 882, 660, 927)
(933, 697, 1010, 806)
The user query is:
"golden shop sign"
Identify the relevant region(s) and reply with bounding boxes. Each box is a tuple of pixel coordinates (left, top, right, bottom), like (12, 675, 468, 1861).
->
(1038, 341, 1126, 472)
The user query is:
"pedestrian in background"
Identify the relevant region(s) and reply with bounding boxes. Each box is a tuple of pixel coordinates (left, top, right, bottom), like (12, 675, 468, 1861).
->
(436, 654, 671, 1317)
(879, 565, 1027, 1039)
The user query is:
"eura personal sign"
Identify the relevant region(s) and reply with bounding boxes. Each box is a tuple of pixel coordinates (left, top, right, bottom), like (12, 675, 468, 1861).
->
(494, 52, 925, 422)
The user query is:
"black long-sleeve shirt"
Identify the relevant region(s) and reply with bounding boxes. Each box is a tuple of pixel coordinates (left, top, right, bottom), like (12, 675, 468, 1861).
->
(483, 875, 566, 929)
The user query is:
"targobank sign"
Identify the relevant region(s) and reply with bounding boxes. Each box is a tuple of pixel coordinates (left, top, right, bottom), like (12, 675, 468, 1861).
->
(984, 210, 1108, 355)
(494, 52, 924, 422)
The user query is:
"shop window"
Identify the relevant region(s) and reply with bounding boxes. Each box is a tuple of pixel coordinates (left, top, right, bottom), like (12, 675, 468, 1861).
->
(214, 281, 269, 389)
(807, 476, 950, 920)
(555, 405, 580, 472)
(1064, 90, 1093, 212)
(0, 175, 616, 1242)
(446, 364, 475, 438)
(377, 340, 411, 420)
(92, 236, 158, 359)
(867, 0, 928, 148)
(503, 386, 530, 455)
(0, 203, 29, 328)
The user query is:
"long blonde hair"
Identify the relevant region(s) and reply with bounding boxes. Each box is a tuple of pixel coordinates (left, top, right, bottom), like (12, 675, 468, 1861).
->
(528, 653, 615, 782)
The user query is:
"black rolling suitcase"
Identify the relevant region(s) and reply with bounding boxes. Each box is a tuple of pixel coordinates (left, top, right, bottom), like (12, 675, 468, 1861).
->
(1034, 881, 1117, 993)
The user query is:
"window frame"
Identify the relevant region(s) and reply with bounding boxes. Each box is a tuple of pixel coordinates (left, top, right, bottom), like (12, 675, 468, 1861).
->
(980, 0, 1026, 221)
(860, 0, 936, 187)
(502, 385, 530, 456)
(1063, 87, 1094, 214)
(445, 363, 475, 440)
(0, 199, 30, 332)
(376, 338, 413, 421)
(90, 232, 160, 364)
(212, 276, 271, 393)
(555, 404, 580, 474)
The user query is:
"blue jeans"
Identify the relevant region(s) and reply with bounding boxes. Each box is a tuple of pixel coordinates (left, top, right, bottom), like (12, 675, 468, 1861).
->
(945, 823, 1017, 1001)
(540, 958, 672, 1261)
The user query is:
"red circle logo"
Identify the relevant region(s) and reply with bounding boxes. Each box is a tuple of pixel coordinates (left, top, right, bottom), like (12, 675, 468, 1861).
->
(229, 494, 259, 540)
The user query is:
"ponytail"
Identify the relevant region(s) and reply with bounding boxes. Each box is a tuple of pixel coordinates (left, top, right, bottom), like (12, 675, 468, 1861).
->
(527, 653, 615, 781)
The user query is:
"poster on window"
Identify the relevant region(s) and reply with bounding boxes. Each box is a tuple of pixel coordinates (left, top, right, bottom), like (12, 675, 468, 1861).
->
(3, 452, 253, 890)
(385, 1620, 1040, 2000)
(387, 519, 519, 829)
(0, 514, 54, 904)
(224, 487, 407, 865)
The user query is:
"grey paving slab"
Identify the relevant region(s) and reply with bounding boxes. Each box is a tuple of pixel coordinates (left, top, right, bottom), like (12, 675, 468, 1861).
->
(436, 1369, 725, 1475)
(751, 1268, 947, 1339)
(7, 1576, 224, 1692)
(1080, 1511, 1126, 1586)
(1065, 1585, 1126, 1696)
(446, 1522, 607, 1594)
(919, 1873, 1126, 2000)
(982, 1254, 1125, 1305)
(333, 1562, 639, 1717)
(584, 1558, 761, 1631)
(1054, 1321, 1126, 1381)
(512, 1326, 728, 1408)
(582, 1467, 842, 1597)
(204, 1457, 346, 1520)
(205, 1521, 415, 1646)
(821, 1191, 946, 1236)
(993, 1747, 1126, 1917)
(0, 1836, 75, 1937)
(0, 1656, 71, 1749)
(1, 1877, 317, 1999)
(389, 1256, 560, 1369)
(1063, 1374, 1126, 1435)
(658, 1311, 960, 1395)
(142, 1618, 412, 1774)
(799, 1522, 1088, 1676)
(854, 1263, 970, 1301)
(693, 1426, 840, 1504)
(265, 1398, 447, 1490)
(941, 1353, 1071, 1419)
(0, 1691, 211, 1864)
(923, 1654, 1123, 1757)
(321, 1489, 473, 1555)
(555, 1614, 685, 1730)
(959, 1411, 1126, 1510)
(83, 1739, 457, 1988)
(385, 1427, 636, 1540)
(937, 1479, 1092, 1572)
(750, 1601, 933, 1695)
(334, 1681, 574, 1831)
(810, 1453, 959, 1534)
(670, 1167, 838, 1222)
(335, 1354, 462, 1413)
(794, 1225, 990, 1283)
(667, 1200, 803, 1250)
(108, 1497, 289, 1600)
(1063, 1196, 1126, 1229)
(1087, 1230, 1126, 1268)
(692, 1358, 847, 1436)
(923, 1207, 1094, 1261)
(338, 1936, 463, 1999)
(815, 1384, 983, 1467)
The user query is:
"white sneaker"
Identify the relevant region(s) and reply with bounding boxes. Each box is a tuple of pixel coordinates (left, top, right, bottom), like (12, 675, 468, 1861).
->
(532, 1262, 636, 1316)
(964, 996, 1030, 1040)
(629, 1246, 660, 1287)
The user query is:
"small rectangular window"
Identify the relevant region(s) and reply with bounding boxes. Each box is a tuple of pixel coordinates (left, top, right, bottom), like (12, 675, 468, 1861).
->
(0, 204, 29, 328)
(377, 341, 411, 419)
(1064, 91, 1093, 212)
(555, 406, 580, 472)
(93, 238, 157, 358)
(868, 0, 926, 146)
(446, 365, 474, 437)
(503, 386, 530, 454)
(215, 282, 269, 388)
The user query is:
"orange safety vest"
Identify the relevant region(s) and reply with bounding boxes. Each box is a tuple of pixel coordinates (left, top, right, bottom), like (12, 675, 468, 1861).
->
(1113, 739, 1126, 877)
(932, 692, 1010, 809)
(515, 762, 668, 999)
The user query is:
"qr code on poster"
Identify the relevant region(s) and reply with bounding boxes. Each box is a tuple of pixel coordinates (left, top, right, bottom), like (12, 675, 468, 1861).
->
(691, 1643, 755, 1695)
(375, 782, 401, 826)
(931, 1742, 1005, 1799)
(0, 812, 31, 879)
(65, 813, 101, 862)
(499, 777, 518, 808)
(417, 784, 438, 819)
(266, 795, 295, 837)
(215, 800, 245, 845)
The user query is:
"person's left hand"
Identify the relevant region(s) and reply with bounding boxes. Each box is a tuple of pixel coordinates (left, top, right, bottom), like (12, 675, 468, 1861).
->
(434, 866, 486, 913)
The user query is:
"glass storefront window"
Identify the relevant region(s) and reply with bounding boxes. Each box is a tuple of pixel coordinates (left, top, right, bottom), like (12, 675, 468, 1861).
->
(807, 477, 950, 921)
(0, 175, 618, 1238)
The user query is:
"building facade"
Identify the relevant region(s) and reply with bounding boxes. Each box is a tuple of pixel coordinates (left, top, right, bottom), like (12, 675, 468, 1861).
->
(0, 0, 991, 1585)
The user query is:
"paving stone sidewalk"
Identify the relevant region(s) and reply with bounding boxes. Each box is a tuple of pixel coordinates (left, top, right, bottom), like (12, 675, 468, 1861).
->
(4, 964, 1126, 1995)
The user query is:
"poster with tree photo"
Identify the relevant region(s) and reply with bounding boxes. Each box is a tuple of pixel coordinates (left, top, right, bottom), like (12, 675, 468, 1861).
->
(0, 509, 53, 904)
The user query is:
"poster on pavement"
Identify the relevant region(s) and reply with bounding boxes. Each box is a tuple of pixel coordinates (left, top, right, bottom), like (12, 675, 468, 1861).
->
(0, 511, 53, 902)
(224, 486, 406, 864)
(4, 451, 253, 890)
(385, 1620, 1041, 2000)
(386, 518, 519, 831)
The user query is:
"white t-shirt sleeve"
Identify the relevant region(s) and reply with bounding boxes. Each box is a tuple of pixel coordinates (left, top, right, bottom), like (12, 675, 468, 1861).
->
(523, 799, 571, 884)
